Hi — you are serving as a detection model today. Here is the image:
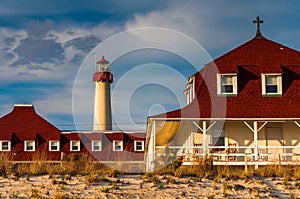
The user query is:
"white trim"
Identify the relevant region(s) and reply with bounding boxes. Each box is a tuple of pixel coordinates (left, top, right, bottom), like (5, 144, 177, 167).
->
(24, 141, 35, 151)
(217, 73, 238, 95)
(184, 76, 195, 104)
(0, 141, 11, 151)
(14, 104, 33, 107)
(261, 73, 282, 95)
(92, 140, 102, 151)
(294, 121, 300, 128)
(113, 140, 123, 151)
(70, 140, 80, 151)
(49, 140, 60, 151)
(192, 121, 216, 133)
(134, 140, 144, 151)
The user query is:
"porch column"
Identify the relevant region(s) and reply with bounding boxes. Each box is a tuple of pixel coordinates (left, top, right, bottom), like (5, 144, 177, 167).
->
(203, 121, 207, 155)
(243, 121, 268, 170)
(253, 121, 258, 162)
(153, 120, 156, 160)
(146, 120, 156, 172)
(193, 121, 216, 156)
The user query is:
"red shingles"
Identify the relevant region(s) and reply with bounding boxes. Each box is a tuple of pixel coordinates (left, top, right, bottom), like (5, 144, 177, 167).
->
(153, 36, 300, 119)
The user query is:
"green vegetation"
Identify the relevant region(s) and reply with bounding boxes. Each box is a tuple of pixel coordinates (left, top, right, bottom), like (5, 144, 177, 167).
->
(2, 151, 300, 186)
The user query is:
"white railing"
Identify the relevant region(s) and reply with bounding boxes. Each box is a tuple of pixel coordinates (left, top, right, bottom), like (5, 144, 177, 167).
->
(154, 145, 300, 166)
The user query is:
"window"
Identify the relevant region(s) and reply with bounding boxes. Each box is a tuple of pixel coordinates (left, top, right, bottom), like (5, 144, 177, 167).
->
(217, 74, 237, 95)
(24, 141, 35, 151)
(211, 123, 225, 152)
(134, 141, 144, 151)
(0, 141, 11, 151)
(184, 76, 195, 104)
(49, 141, 60, 151)
(113, 140, 123, 151)
(262, 74, 282, 95)
(70, 141, 80, 151)
(92, 140, 101, 151)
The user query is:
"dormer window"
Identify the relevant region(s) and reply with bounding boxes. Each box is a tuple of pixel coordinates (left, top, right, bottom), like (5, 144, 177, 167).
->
(262, 74, 282, 95)
(217, 74, 237, 95)
(70, 140, 80, 151)
(113, 140, 123, 151)
(184, 76, 195, 104)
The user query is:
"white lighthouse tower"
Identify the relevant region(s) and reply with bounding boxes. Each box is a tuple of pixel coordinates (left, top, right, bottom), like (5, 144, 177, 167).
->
(93, 56, 113, 130)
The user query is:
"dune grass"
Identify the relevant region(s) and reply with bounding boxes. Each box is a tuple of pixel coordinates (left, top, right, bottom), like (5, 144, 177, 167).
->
(1, 151, 300, 183)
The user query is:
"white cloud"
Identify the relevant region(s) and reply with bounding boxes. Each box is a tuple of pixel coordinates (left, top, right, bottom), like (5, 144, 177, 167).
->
(47, 28, 91, 43)
(124, 1, 300, 55)
(34, 90, 73, 115)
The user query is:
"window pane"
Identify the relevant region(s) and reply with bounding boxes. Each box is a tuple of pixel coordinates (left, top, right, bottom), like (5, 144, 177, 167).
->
(220, 75, 236, 94)
(71, 141, 79, 151)
(221, 85, 233, 93)
(2, 142, 9, 151)
(266, 85, 278, 93)
(92, 141, 101, 151)
(136, 141, 143, 151)
(26, 141, 34, 151)
(50, 141, 58, 151)
(213, 137, 225, 146)
(221, 76, 233, 84)
(266, 76, 277, 85)
(114, 141, 122, 151)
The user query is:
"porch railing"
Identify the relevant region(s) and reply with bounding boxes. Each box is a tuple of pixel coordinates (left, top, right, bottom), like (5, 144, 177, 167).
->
(154, 145, 300, 166)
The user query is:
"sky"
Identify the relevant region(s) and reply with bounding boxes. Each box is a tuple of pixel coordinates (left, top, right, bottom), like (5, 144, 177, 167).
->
(0, 0, 300, 131)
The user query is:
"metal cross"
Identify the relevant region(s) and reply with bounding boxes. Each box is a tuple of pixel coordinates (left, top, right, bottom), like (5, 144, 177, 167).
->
(253, 16, 264, 32)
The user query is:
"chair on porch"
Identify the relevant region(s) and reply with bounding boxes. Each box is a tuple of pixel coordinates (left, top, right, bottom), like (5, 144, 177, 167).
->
(258, 149, 267, 161)
(227, 143, 238, 161)
(193, 143, 202, 154)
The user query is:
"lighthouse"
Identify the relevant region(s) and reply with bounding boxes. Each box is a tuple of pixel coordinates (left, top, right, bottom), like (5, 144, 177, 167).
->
(93, 56, 113, 131)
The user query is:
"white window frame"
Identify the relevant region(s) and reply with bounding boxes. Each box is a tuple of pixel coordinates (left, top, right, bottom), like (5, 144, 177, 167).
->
(261, 74, 282, 95)
(184, 76, 195, 104)
(113, 140, 123, 151)
(70, 140, 80, 151)
(134, 140, 144, 151)
(49, 140, 60, 151)
(24, 141, 35, 152)
(0, 141, 11, 151)
(217, 74, 238, 95)
(92, 140, 102, 151)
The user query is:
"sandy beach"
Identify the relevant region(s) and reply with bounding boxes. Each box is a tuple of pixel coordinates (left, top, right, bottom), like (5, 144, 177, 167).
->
(0, 174, 299, 198)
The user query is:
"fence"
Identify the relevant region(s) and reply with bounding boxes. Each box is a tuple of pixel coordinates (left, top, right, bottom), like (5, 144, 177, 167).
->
(154, 145, 300, 168)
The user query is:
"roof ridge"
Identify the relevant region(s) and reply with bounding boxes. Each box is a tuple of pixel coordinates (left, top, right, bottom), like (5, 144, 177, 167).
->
(212, 37, 264, 65)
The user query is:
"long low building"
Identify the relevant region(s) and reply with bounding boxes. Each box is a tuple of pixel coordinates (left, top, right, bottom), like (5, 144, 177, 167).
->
(0, 104, 145, 163)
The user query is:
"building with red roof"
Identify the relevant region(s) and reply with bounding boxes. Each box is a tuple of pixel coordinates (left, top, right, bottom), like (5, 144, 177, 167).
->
(146, 17, 300, 171)
(0, 104, 145, 166)
(0, 104, 61, 161)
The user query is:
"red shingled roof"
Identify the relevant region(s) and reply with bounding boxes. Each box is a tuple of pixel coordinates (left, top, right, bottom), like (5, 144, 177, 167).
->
(152, 36, 300, 119)
(0, 105, 61, 140)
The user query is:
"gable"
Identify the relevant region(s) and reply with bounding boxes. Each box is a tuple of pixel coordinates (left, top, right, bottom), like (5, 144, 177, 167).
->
(0, 105, 61, 140)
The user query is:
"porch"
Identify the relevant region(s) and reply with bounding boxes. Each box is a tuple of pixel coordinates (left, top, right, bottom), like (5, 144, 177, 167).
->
(146, 118, 300, 172)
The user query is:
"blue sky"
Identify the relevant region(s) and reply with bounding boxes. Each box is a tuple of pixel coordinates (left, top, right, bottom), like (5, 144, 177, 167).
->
(0, 0, 300, 131)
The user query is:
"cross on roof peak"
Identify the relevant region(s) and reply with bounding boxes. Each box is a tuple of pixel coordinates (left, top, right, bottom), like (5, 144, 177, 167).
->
(253, 16, 264, 38)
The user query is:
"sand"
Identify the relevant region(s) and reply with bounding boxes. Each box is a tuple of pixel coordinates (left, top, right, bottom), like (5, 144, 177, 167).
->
(0, 174, 299, 198)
